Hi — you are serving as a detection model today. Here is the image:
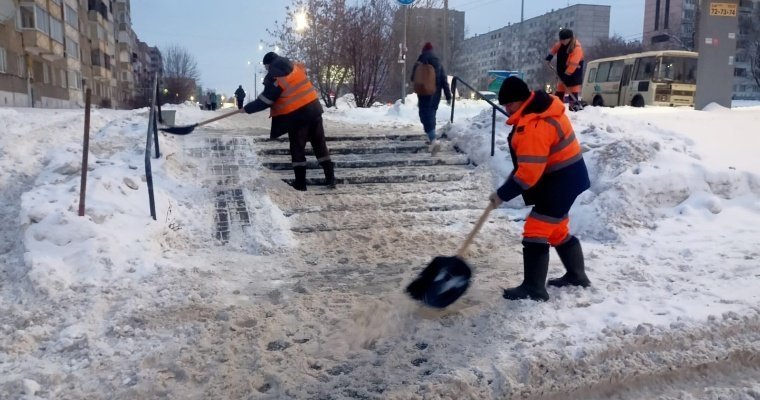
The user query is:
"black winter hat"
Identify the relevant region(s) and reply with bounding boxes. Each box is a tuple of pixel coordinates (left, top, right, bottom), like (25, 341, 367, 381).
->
(262, 52, 278, 65)
(498, 76, 531, 105)
(559, 28, 574, 40)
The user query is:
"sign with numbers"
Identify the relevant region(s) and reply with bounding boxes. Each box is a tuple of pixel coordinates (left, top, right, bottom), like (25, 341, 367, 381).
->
(709, 2, 737, 17)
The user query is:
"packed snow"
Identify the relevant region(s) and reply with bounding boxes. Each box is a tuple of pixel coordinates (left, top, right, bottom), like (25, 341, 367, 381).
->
(1, 96, 759, 399)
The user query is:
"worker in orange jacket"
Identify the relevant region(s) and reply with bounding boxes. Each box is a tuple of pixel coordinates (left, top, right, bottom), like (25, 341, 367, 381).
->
(489, 76, 591, 301)
(545, 28, 584, 111)
(243, 52, 335, 191)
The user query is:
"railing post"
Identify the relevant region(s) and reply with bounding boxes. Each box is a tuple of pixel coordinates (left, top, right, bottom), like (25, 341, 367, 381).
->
(144, 74, 158, 220)
(450, 78, 457, 123)
(491, 107, 496, 157)
(153, 78, 161, 158)
(78, 88, 92, 216)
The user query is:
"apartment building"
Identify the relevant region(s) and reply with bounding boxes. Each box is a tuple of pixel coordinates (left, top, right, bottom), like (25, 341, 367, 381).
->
(453, 4, 610, 92)
(0, 0, 162, 109)
(645, 0, 760, 100)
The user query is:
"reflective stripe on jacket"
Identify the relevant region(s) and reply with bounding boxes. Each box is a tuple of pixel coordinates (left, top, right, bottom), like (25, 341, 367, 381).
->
(270, 65, 319, 117)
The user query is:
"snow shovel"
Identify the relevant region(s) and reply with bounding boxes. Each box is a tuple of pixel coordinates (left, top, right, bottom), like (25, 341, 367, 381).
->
(159, 109, 244, 135)
(406, 203, 495, 308)
(545, 62, 585, 111)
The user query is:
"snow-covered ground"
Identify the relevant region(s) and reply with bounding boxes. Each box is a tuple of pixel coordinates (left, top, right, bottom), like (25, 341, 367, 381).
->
(1, 96, 759, 399)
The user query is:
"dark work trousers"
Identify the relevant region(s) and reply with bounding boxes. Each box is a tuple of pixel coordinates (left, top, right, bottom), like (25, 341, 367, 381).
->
(236, 98, 244, 109)
(288, 117, 331, 167)
(418, 106, 438, 142)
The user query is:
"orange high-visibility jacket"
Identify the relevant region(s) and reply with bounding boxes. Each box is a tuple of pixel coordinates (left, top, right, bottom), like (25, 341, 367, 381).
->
(496, 90, 590, 205)
(549, 39, 584, 87)
(270, 64, 319, 117)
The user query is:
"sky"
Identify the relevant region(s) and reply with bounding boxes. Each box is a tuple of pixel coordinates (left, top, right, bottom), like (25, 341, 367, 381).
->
(2, 96, 760, 397)
(130, 0, 644, 100)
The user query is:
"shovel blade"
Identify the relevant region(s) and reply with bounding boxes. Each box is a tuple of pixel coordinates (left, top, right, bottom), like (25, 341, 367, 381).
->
(159, 123, 198, 135)
(406, 256, 472, 309)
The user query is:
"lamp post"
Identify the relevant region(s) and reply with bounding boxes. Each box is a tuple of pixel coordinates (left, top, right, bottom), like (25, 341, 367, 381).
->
(397, 0, 415, 104)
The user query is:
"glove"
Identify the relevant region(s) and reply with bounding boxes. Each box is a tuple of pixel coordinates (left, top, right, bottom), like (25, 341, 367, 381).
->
(545, 54, 553, 62)
(489, 192, 503, 208)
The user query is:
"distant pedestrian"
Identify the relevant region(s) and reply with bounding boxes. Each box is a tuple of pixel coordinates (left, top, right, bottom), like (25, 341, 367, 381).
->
(209, 92, 218, 111)
(490, 76, 591, 301)
(545, 28, 584, 111)
(242, 52, 335, 191)
(410, 42, 451, 155)
(234, 85, 246, 110)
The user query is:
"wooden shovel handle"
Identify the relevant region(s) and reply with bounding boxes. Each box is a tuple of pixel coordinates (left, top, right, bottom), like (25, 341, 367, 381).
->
(197, 109, 244, 127)
(456, 203, 495, 258)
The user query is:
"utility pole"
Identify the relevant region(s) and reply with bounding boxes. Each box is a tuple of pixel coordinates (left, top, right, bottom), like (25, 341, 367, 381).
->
(402, 5, 408, 103)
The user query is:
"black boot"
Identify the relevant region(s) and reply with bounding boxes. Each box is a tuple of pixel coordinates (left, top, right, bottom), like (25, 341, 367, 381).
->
(548, 236, 590, 288)
(503, 242, 550, 301)
(292, 166, 307, 191)
(320, 160, 336, 189)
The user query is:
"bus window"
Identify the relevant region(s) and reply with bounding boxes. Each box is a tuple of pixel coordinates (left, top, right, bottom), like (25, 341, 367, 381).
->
(634, 57, 656, 81)
(587, 67, 597, 83)
(657, 56, 698, 84)
(608, 61, 624, 83)
(596, 62, 612, 82)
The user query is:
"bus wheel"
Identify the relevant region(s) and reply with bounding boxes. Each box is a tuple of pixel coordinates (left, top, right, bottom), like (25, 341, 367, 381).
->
(631, 96, 645, 108)
(592, 96, 604, 107)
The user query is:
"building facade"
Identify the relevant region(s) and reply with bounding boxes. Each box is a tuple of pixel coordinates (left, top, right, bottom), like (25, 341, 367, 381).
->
(452, 4, 610, 93)
(644, 0, 760, 100)
(0, 0, 162, 109)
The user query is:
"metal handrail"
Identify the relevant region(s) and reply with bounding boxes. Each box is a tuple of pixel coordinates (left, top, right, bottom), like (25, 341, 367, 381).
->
(449, 76, 508, 157)
(144, 73, 161, 220)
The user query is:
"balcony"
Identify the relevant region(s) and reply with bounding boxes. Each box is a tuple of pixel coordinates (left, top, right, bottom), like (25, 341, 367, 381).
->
(22, 30, 64, 61)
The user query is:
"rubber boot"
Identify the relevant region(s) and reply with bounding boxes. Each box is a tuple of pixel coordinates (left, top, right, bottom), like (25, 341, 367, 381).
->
(320, 161, 336, 189)
(292, 166, 307, 191)
(548, 236, 590, 288)
(503, 242, 550, 301)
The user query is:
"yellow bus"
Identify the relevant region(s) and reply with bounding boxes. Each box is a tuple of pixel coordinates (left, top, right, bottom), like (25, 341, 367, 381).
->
(582, 50, 698, 107)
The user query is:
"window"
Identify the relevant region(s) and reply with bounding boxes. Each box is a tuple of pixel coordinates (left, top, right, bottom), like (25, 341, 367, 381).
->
(18, 5, 35, 29)
(50, 17, 64, 43)
(18, 56, 26, 78)
(66, 38, 79, 60)
(587, 67, 597, 83)
(65, 4, 78, 28)
(608, 61, 624, 82)
(0, 47, 6, 73)
(596, 61, 612, 82)
(60, 69, 67, 88)
(634, 57, 656, 81)
(35, 5, 50, 35)
(42, 63, 50, 84)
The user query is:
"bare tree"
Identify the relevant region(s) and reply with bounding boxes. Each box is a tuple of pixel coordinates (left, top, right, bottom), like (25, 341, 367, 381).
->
(585, 35, 644, 63)
(739, 3, 760, 88)
(162, 45, 199, 104)
(345, 0, 395, 107)
(268, 0, 350, 108)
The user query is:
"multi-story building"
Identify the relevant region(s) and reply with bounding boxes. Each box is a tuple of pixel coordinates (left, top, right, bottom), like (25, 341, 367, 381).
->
(453, 4, 610, 93)
(387, 6, 465, 102)
(0, 0, 162, 109)
(644, 0, 760, 100)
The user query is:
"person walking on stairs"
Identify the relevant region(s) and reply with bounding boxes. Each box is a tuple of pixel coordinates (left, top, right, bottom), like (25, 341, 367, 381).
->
(410, 42, 452, 155)
(242, 52, 335, 191)
(234, 85, 246, 110)
(489, 76, 591, 302)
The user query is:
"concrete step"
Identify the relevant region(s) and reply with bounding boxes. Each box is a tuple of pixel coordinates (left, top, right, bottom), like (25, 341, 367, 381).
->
(255, 140, 432, 156)
(252, 133, 425, 143)
(274, 186, 485, 216)
(267, 164, 473, 185)
(289, 207, 490, 233)
(261, 152, 470, 170)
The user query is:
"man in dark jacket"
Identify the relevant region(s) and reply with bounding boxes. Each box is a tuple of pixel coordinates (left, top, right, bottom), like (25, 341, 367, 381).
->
(489, 76, 591, 301)
(234, 85, 246, 110)
(242, 52, 335, 191)
(410, 42, 452, 155)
